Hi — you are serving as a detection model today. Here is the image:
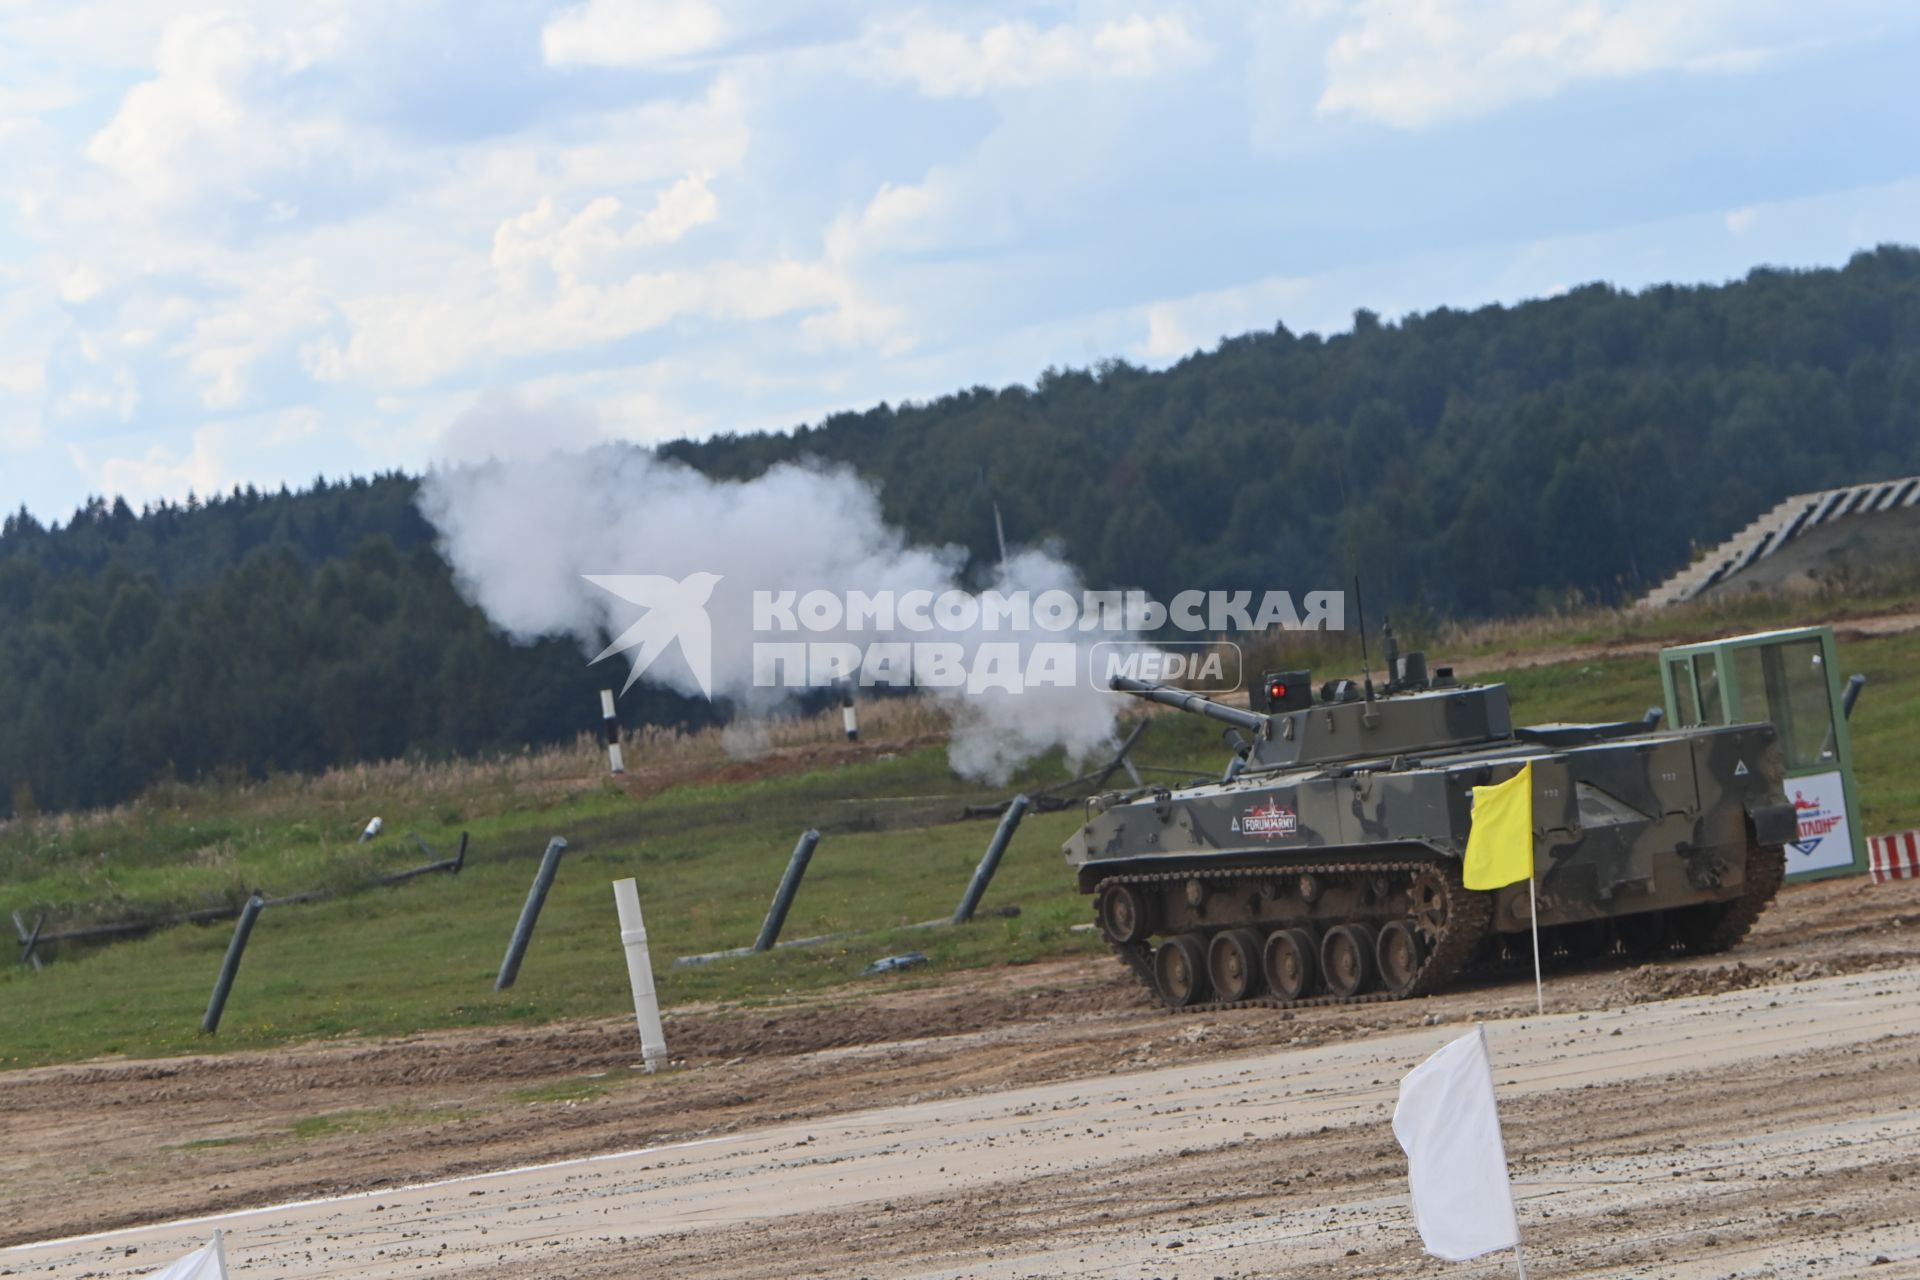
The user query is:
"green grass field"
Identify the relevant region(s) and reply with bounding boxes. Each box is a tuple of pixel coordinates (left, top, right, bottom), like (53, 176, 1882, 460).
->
(4, 606, 1916, 1070)
(0, 718, 1232, 1067)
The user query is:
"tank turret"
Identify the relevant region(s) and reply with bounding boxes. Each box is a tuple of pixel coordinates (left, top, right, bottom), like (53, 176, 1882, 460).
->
(1111, 673, 1515, 769)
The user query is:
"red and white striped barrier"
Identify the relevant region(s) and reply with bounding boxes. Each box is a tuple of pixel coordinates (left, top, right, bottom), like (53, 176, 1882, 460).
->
(1870, 830, 1920, 883)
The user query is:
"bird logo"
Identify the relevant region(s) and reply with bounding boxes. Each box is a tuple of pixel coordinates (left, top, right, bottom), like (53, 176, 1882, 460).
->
(584, 572, 723, 699)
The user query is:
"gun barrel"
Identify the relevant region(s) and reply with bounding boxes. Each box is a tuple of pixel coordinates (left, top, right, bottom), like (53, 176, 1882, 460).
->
(1109, 675, 1269, 734)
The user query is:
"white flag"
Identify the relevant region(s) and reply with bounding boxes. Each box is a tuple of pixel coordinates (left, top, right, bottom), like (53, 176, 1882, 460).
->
(1392, 1026, 1521, 1262)
(139, 1230, 228, 1279)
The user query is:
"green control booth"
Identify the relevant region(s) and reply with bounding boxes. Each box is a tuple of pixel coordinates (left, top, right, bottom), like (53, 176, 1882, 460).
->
(1660, 625, 1866, 883)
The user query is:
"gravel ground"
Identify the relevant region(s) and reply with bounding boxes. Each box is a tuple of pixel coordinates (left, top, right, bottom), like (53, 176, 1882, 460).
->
(1, 874, 1916, 1278)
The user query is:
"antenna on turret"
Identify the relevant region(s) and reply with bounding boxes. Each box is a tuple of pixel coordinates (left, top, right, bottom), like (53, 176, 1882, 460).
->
(1353, 575, 1375, 702)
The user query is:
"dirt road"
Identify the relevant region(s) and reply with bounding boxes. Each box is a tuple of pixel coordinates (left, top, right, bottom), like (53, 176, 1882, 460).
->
(6, 964, 1918, 1279)
(3, 875, 1918, 1277)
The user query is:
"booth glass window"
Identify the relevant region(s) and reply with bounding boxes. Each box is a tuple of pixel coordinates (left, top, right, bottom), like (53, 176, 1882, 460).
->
(1734, 638, 1836, 771)
(1692, 654, 1723, 725)
(1668, 657, 1701, 726)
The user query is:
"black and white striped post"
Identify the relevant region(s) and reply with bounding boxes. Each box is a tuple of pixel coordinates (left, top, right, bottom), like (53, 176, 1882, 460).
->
(600, 689, 625, 774)
(835, 676, 858, 742)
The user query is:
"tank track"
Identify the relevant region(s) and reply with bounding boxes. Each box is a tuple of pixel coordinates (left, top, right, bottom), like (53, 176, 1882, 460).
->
(1097, 856, 1493, 1012)
(1671, 841, 1787, 955)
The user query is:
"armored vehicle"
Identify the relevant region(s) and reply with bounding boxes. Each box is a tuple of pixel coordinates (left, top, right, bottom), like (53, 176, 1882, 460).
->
(1066, 638, 1797, 1009)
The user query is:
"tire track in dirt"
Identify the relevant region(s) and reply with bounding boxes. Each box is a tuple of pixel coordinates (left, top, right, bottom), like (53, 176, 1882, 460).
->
(5, 970, 1916, 1279)
(1, 877, 1914, 1252)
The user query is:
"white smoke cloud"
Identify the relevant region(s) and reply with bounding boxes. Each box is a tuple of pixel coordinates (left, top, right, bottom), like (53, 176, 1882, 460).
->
(417, 445, 1130, 782)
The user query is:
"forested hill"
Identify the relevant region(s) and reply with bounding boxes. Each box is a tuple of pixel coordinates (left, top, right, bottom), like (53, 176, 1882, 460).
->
(0, 479, 703, 816)
(5, 246, 1920, 815)
(667, 246, 1920, 615)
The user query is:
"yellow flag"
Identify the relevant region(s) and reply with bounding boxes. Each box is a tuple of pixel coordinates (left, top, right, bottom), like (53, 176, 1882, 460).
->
(1463, 761, 1534, 890)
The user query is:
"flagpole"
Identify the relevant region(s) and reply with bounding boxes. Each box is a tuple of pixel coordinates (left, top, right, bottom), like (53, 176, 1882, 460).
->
(1527, 875, 1543, 1016)
(1477, 1024, 1527, 1277)
(213, 1228, 229, 1277)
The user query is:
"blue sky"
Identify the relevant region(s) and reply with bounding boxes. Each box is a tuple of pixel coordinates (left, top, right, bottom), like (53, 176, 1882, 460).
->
(3, 0, 1919, 523)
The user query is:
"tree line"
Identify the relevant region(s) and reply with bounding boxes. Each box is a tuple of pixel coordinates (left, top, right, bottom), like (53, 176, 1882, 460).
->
(5, 246, 1919, 814)
(0, 478, 701, 815)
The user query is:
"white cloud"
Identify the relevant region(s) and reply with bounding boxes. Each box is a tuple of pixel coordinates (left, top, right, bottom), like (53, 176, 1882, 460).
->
(1136, 276, 1315, 360)
(824, 169, 987, 261)
(72, 408, 326, 508)
(870, 12, 1207, 97)
(174, 264, 337, 409)
(0, 0, 216, 73)
(0, 79, 80, 147)
(834, 180, 939, 252)
(435, 389, 608, 465)
(1140, 303, 1198, 360)
(84, 9, 348, 206)
(0, 416, 44, 452)
(0, 348, 47, 451)
(49, 335, 141, 424)
(0, 360, 44, 397)
(329, 254, 898, 390)
(408, 76, 751, 251)
(0, 0, 1912, 531)
(44, 60, 760, 420)
(1122, 173, 1920, 359)
(490, 172, 720, 293)
(74, 429, 225, 506)
(800, 296, 912, 356)
(374, 366, 717, 473)
(57, 264, 105, 304)
(542, 0, 727, 68)
(1316, 0, 1793, 129)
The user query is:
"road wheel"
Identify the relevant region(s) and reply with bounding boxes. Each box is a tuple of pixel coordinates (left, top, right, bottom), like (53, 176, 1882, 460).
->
(1264, 928, 1318, 1001)
(1615, 911, 1672, 959)
(1096, 881, 1156, 945)
(1207, 929, 1264, 1003)
(1555, 919, 1612, 960)
(1672, 843, 1785, 955)
(1154, 934, 1209, 1008)
(1376, 920, 1424, 997)
(1321, 923, 1379, 998)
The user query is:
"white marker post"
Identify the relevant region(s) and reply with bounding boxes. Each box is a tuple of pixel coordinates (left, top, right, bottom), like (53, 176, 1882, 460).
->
(837, 676, 858, 742)
(600, 689, 625, 775)
(613, 878, 667, 1072)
